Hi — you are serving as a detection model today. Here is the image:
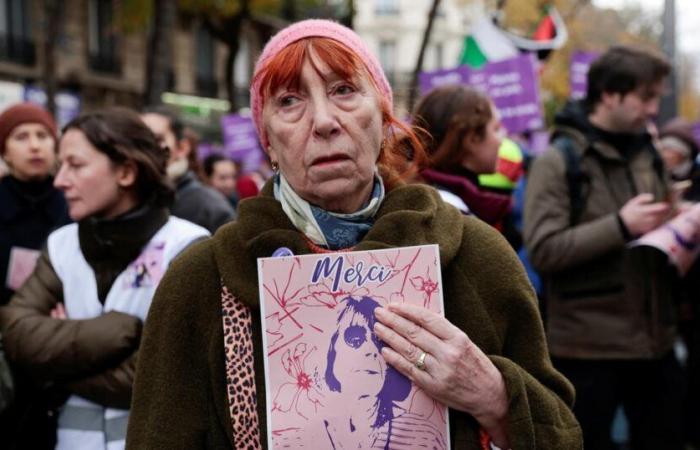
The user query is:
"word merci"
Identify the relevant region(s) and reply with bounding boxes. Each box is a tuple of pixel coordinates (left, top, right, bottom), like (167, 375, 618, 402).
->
(311, 256, 392, 292)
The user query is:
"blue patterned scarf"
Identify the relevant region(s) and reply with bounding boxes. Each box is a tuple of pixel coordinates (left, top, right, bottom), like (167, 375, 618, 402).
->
(274, 172, 385, 250)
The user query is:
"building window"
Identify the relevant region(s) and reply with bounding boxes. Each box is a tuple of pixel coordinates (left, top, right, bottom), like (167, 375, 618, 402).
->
(88, 0, 120, 74)
(375, 0, 399, 16)
(378, 40, 396, 85)
(195, 26, 217, 97)
(0, 0, 35, 65)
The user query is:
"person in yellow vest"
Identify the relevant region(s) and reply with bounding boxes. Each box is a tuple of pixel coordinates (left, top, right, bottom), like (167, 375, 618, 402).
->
(478, 137, 526, 249)
(478, 137, 524, 192)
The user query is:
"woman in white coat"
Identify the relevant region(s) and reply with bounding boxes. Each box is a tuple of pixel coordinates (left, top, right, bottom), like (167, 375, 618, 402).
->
(0, 108, 210, 450)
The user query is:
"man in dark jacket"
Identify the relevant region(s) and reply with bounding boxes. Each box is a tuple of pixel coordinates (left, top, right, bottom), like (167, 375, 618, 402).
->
(141, 107, 235, 233)
(524, 46, 683, 449)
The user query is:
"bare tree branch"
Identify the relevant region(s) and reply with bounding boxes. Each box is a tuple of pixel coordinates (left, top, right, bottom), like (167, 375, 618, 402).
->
(408, 0, 442, 112)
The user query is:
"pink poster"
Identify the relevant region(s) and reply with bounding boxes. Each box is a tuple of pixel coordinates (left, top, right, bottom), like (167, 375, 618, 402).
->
(6, 246, 40, 291)
(632, 203, 700, 276)
(258, 245, 450, 449)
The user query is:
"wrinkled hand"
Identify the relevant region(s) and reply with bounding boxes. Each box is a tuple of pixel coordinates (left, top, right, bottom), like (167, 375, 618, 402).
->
(619, 193, 671, 237)
(50, 302, 67, 320)
(373, 303, 509, 448)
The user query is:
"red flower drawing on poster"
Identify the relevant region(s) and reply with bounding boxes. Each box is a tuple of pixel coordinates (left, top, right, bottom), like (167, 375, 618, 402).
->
(271, 343, 324, 421)
(409, 268, 440, 308)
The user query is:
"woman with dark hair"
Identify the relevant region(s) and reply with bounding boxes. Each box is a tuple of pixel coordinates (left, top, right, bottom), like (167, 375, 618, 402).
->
(0, 108, 210, 450)
(127, 20, 580, 450)
(414, 85, 510, 226)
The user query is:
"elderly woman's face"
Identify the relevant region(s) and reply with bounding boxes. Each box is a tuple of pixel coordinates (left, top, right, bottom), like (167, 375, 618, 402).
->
(263, 51, 384, 213)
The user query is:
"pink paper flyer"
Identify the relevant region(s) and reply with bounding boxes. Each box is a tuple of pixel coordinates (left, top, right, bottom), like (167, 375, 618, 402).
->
(6, 246, 40, 291)
(258, 244, 450, 449)
(632, 203, 700, 276)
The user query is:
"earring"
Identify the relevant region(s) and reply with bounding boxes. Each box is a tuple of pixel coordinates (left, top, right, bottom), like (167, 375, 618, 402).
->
(271, 161, 279, 172)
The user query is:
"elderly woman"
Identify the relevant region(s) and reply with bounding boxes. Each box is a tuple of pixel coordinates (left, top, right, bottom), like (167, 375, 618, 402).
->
(0, 109, 210, 450)
(126, 20, 581, 449)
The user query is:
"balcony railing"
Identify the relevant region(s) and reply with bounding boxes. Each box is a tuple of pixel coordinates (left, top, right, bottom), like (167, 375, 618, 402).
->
(0, 34, 36, 65)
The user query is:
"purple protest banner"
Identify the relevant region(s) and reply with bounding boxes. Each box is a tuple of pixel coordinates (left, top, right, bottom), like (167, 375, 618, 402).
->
(569, 51, 599, 100)
(692, 122, 700, 149)
(419, 66, 469, 94)
(196, 142, 221, 161)
(419, 54, 544, 134)
(221, 113, 264, 173)
(24, 86, 81, 128)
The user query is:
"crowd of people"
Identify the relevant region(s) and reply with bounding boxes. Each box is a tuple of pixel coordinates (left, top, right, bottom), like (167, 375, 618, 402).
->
(0, 17, 698, 450)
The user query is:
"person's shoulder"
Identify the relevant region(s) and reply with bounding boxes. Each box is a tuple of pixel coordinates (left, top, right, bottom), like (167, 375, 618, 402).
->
(163, 215, 211, 239)
(454, 216, 531, 287)
(527, 144, 569, 183)
(165, 237, 218, 283)
(458, 215, 510, 257)
(47, 222, 79, 246)
(149, 238, 221, 326)
(184, 180, 234, 210)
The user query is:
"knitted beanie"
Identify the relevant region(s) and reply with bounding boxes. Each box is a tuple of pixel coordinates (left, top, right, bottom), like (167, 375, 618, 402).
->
(0, 102, 58, 154)
(250, 19, 392, 150)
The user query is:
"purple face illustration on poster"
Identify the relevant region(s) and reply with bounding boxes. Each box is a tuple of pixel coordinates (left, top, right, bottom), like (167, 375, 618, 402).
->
(325, 297, 412, 434)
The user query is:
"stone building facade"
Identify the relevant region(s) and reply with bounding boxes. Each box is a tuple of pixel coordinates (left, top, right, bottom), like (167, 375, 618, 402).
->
(0, 0, 254, 128)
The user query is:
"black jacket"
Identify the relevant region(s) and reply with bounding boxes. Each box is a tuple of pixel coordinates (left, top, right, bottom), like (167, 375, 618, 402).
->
(171, 171, 235, 233)
(0, 176, 70, 306)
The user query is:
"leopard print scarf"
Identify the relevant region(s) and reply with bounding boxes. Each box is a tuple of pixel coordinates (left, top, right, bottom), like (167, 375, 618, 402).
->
(221, 284, 263, 449)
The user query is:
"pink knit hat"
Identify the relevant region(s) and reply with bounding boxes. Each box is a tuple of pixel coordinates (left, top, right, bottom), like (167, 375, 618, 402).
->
(250, 19, 392, 150)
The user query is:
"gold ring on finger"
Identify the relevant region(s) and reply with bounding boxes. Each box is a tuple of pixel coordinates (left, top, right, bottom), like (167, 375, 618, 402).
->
(415, 351, 427, 371)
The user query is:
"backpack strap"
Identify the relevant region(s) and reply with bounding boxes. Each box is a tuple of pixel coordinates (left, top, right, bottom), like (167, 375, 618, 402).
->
(551, 134, 589, 226)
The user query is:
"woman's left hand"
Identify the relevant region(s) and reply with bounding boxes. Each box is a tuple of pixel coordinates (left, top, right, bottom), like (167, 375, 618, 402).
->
(373, 303, 509, 447)
(50, 302, 67, 320)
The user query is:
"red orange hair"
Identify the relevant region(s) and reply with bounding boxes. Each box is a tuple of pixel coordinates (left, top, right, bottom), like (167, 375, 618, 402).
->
(255, 37, 427, 190)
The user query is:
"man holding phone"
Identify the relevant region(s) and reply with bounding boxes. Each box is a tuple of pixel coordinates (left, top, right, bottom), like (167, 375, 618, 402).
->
(524, 46, 683, 449)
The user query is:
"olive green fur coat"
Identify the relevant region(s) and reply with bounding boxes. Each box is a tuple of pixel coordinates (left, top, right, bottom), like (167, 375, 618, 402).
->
(126, 183, 582, 449)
